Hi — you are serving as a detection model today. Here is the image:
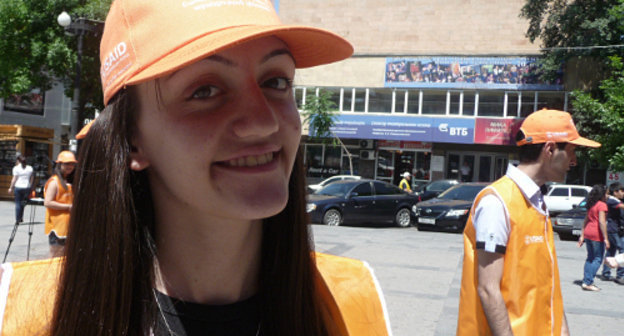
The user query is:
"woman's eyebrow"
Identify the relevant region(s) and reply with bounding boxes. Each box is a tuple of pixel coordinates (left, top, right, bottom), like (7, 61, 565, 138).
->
(261, 48, 295, 64)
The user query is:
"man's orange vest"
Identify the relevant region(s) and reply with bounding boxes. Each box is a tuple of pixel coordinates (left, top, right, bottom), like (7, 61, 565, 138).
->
(457, 176, 564, 335)
(0, 253, 391, 335)
(43, 176, 73, 238)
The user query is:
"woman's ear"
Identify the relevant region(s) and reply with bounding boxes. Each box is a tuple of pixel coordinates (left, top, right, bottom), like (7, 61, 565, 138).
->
(129, 144, 150, 171)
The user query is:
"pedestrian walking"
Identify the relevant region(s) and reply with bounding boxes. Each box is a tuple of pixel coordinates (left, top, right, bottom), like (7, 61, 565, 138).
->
(598, 182, 624, 283)
(43, 150, 76, 258)
(7, 155, 33, 224)
(0, 1, 390, 335)
(457, 109, 600, 335)
(579, 184, 610, 291)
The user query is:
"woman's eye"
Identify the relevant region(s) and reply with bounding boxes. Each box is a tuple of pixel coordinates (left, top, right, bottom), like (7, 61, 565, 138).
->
(263, 77, 292, 90)
(189, 85, 221, 100)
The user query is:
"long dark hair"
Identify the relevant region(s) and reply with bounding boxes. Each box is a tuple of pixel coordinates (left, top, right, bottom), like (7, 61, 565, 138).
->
(50, 162, 74, 192)
(16, 155, 26, 168)
(51, 88, 330, 335)
(586, 184, 607, 211)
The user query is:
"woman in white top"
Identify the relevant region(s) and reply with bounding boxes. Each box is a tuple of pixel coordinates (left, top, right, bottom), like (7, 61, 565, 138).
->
(7, 155, 33, 224)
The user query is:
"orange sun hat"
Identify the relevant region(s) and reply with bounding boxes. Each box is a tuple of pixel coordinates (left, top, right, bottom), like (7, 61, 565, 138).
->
(100, 0, 354, 105)
(516, 109, 600, 148)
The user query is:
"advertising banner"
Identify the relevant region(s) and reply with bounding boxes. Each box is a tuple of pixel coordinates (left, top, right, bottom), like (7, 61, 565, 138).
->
(474, 118, 523, 145)
(385, 56, 563, 91)
(321, 114, 475, 144)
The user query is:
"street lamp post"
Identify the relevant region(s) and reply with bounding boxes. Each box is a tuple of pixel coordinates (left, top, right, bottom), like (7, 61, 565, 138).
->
(57, 11, 102, 140)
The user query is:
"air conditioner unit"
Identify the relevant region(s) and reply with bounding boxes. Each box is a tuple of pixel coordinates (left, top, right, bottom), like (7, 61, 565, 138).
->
(360, 139, 374, 149)
(360, 150, 376, 160)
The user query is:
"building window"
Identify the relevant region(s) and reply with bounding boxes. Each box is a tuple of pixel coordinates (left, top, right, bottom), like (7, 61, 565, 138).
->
(422, 90, 446, 115)
(407, 90, 420, 114)
(368, 88, 393, 113)
(449, 91, 461, 116)
(520, 91, 536, 117)
(477, 91, 504, 117)
(537, 91, 565, 111)
(506, 91, 520, 117)
(294, 87, 306, 110)
(463, 91, 476, 116)
(354, 89, 366, 112)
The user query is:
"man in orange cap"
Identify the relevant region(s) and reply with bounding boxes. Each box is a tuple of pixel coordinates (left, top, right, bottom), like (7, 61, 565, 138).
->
(458, 109, 600, 335)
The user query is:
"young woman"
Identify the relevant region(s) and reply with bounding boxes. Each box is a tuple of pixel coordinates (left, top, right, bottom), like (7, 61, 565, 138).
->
(43, 150, 76, 257)
(0, 1, 389, 335)
(7, 155, 33, 224)
(579, 184, 610, 291)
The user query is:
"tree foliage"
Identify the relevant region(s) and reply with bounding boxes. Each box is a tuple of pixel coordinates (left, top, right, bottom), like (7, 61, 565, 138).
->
(520, 0, 624, 83)
(571, 56, 624, 170)
(0, 0, 111, 120)
(302, 90, 338, 144)
(521, 0, 624, 170)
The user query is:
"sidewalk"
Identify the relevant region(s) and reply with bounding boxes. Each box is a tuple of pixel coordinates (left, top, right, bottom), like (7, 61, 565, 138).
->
(0, 200, 49, 262)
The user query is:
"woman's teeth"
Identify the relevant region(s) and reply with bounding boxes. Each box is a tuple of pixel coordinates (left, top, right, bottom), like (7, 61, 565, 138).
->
(227, 152, 274, 167)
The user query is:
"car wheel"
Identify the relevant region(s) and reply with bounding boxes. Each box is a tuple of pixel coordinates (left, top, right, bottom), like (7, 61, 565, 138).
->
(323, 209, 342, 226)
(395, 208, 412, 228)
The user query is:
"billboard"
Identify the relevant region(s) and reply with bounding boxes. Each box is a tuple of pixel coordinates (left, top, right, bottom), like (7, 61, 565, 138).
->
(316, 114, 476, 144)
(474, 118, 523, 145)
(385, 56, 563, 91)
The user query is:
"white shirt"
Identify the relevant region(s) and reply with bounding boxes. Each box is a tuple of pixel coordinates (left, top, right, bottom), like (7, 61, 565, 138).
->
(473, 164, 547, 253)
(12, 165, 33, 189)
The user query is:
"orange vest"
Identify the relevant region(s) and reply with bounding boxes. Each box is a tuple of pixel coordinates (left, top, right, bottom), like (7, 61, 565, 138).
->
(43, 176, 73, 238)
(457, 176, 564, 335)
(0, 253, 390, 335)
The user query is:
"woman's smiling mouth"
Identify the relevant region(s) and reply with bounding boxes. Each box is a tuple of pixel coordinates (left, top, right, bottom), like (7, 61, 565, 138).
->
(223, 151, 277, 167)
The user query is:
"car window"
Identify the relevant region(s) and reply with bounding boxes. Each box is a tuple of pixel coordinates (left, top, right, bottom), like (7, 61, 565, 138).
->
(315, 183, 353, 197)
(549, 187, 569, 197)
(438, 185, 485, 201)
(571, 188, 588, 197)
(321, 176, 340, 186)
(352, 182, 373, 196)
(374, 181, 402, 195)
(427, 180, 452, 191)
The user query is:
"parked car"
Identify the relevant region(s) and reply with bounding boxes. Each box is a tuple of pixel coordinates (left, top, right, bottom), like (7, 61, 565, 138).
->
(307, 179, 418, 227)
(413, 179, 459, 202)
(413, 183, 487, 232)
(552, 198, 587, 241)
(544, 184, 591, 215)
(307, 175, 361, 193)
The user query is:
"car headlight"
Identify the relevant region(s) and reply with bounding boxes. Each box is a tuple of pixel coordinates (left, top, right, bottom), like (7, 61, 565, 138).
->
(306, 203, 317, 213)
(412, 205, 418, 214)
(445, 209, 468, 217)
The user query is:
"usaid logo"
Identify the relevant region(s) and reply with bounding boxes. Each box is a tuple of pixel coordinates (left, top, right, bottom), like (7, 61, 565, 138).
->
(102, 42, 127, 73)
(524, 235, 544, 245)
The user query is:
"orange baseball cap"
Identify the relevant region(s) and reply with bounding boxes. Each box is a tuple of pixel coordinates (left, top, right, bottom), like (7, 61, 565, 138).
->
(516, 109, 600, 147)
(75, 120, 94, 140)
(56, 151, 78, 163)
(99, 0, 354, 105)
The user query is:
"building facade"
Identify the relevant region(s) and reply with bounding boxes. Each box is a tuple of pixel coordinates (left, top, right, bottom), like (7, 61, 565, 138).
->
(278, 0, 587, 187)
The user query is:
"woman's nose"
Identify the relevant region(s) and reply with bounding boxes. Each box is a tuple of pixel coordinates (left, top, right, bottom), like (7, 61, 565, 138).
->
(231, 86, 279, 138)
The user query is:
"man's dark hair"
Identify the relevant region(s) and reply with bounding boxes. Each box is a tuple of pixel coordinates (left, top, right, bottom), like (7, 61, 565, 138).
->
(609, 182, 623, 195)
(515, 130, 567, 163)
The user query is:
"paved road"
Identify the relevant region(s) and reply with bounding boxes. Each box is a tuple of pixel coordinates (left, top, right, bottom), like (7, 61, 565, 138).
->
(0, 200, 622, 335)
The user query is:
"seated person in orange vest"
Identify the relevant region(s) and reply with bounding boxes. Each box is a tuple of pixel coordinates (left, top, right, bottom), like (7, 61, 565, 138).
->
(0, 2, 391, 335)
(43, 150, 76, 258)
(457, 109, 600, 335)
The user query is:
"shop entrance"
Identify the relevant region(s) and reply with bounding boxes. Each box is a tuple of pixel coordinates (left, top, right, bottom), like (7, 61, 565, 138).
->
(376, 148, 431, 189)
(446, 152, 508, 182)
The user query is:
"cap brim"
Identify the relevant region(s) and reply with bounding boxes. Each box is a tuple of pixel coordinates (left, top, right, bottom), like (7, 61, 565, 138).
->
(569, 137, 601, 148)
(126, 25, 353, 87)
(76, 120, 94, 140)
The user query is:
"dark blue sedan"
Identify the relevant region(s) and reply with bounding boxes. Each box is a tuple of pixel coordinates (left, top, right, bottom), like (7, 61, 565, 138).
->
(307, 179, 419, 227)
